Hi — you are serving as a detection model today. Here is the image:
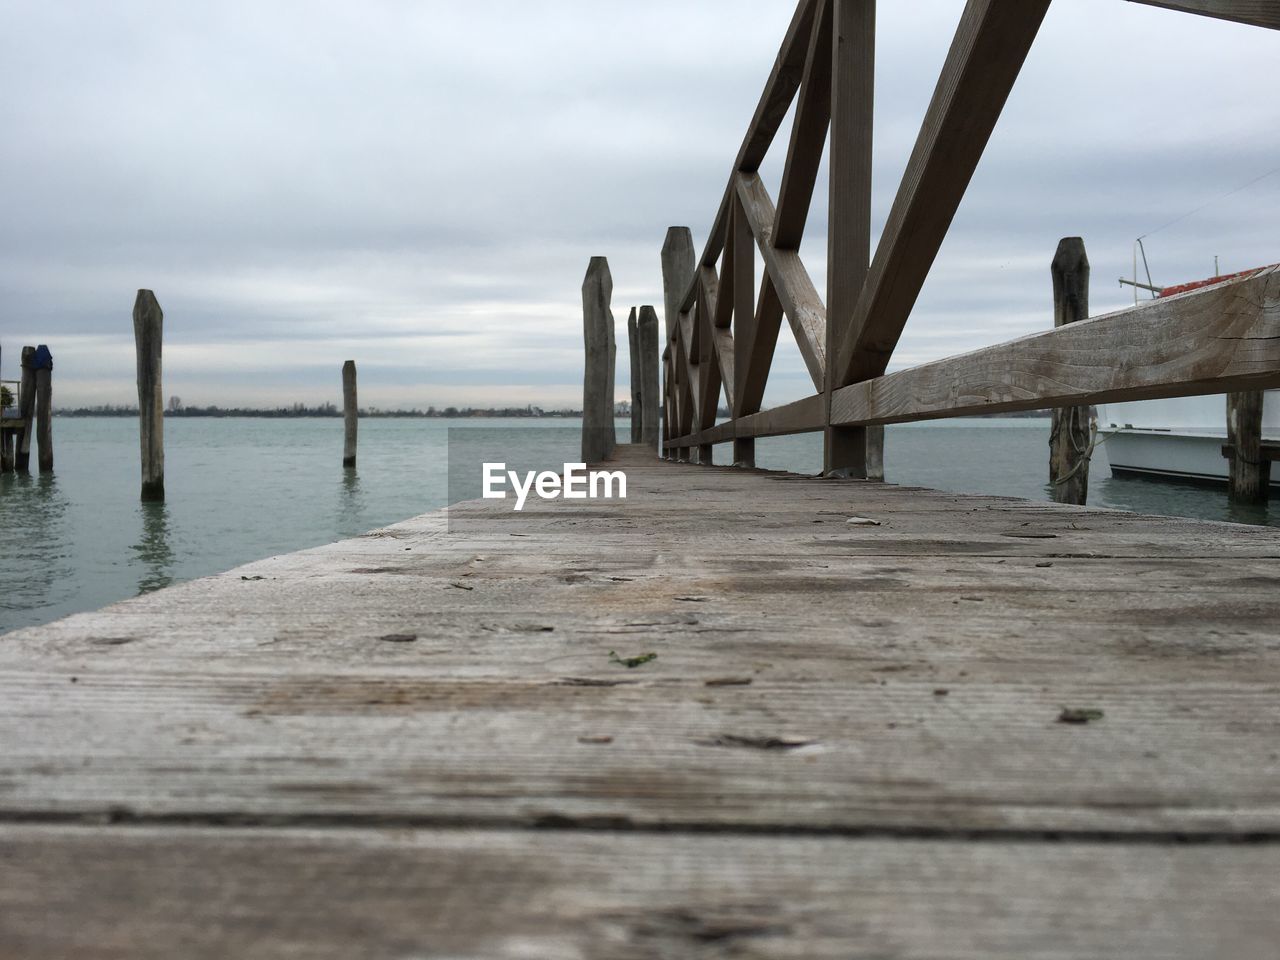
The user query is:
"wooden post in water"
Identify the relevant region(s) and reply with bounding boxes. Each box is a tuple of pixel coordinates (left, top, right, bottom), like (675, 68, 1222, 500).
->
(638, 306, 660, 450)
(16, 346, 35, 472)
(0, 346, 11, 473)
(133, 291, 165, 501)
(582, 257, 616, 462)
(342, 361, 358, 468)
(627, 307, 641, 443)
(1227, 391, 1268, 503)
(33, 344, 53, 473)
(1049, 238, 1091, 505)
(661, 227, 695, 462)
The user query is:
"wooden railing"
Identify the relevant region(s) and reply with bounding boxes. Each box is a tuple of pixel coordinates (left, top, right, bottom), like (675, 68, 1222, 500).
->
(661, 0, 1279, 477)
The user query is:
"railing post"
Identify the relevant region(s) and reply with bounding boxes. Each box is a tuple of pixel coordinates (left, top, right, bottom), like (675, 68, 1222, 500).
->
(1049, 238, 1091, 505)
(16, 346, 35, 473)
(823, 0, 877, 478)
(628, 308, 642, 443)
(342, 360, 358, 468)
(662, 228, 696, 463)
(638, 306, 660, 451)
(133, 291, 165, 501)
(1227, 391, 1269, 503)
(582, 257, 617, 462)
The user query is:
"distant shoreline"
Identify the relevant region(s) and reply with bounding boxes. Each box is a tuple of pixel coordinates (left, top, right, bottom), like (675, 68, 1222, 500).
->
(54, 406, 585, 419)
(52, 406, 1052, 421)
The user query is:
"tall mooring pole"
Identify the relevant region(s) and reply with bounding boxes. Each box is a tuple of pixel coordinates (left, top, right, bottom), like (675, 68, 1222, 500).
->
(133, 291, 165, 501)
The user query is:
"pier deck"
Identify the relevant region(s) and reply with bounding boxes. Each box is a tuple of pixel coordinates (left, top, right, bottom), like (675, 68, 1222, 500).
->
(3, 445, 1279, 957)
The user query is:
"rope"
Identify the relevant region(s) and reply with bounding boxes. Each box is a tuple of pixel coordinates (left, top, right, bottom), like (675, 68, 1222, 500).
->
(1050, 412, 1102, 487)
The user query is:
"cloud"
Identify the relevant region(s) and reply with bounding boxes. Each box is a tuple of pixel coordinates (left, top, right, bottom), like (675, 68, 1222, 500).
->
(0, 0, 1276, 409)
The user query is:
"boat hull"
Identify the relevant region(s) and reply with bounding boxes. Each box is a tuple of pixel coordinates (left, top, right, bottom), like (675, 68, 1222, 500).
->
(1097, 394, 1280, 487)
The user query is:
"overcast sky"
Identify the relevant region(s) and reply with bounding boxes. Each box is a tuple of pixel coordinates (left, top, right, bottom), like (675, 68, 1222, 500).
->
(1, 0, 1276, 410)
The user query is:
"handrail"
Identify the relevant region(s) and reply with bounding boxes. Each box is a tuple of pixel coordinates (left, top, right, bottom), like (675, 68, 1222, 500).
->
(660, 0, 1279, 475)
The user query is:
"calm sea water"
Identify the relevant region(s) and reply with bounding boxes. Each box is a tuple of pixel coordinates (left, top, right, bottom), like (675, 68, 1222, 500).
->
(1, 416, 1273, 633)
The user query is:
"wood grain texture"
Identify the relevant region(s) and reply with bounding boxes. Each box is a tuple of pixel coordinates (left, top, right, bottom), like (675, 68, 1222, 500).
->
(8, 445, 1280, 951)
(831, 265, 1280, 426)
(2, 825, 1277, 960)
(736, 172, 827, 391)
(834, 0, 1052, 387)
(1125, 0, 1280, 28)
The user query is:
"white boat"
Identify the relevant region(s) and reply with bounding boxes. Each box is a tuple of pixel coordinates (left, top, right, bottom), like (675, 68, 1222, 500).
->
(1097, 393, 1280, 486)
(1095, 263, 1280, 486)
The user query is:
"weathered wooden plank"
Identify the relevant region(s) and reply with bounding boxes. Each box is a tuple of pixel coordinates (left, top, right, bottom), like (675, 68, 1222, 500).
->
(1125, 0, 1280, 29)
(2, 825, 1277, 959)
(735, 172, 827, 391)
(5, 445, 1280, 838)
(831, 265, 1280, 427)
(678, 0, 823, 312)
(834, 0, 1052, 387)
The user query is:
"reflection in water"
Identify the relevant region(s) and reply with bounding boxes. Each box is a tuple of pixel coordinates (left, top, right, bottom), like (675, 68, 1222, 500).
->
(1092, 472, 1273, 527)
(133, 501, 175, 594)
(0, 472, 71, 619)
(337, 466, 366, 536)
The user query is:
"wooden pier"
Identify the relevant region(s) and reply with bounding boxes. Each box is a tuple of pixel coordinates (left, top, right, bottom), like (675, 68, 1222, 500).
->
(3, 1, 1278, 954)
(2, 444, 1280, 956)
